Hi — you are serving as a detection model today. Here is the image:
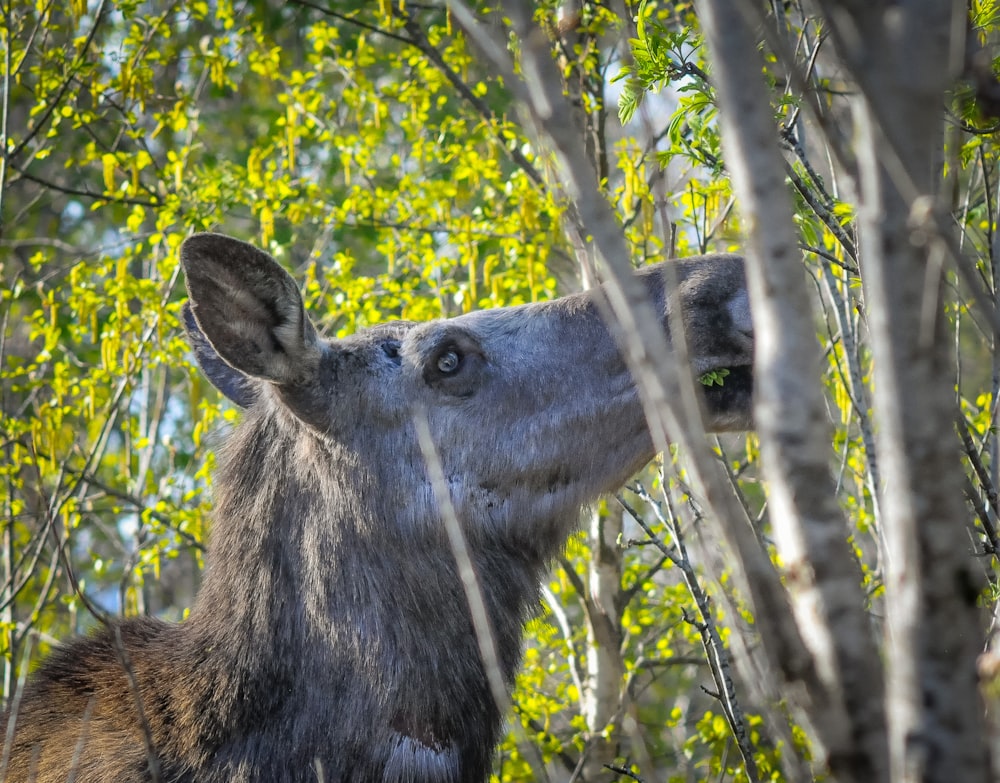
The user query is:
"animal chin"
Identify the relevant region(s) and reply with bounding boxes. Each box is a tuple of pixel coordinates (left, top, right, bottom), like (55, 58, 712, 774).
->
(699, 365, 754, 431)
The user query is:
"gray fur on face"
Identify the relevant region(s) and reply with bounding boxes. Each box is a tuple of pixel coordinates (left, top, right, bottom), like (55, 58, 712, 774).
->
(0, 233, 754, 783)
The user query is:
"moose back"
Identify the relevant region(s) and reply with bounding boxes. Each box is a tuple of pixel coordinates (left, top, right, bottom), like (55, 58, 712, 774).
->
(1, 233, 753, 782)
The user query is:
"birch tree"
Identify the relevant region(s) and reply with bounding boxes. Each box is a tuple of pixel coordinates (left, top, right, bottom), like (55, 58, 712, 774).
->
(458, 0, 1000, 780)
(5, 1, 1000, 781)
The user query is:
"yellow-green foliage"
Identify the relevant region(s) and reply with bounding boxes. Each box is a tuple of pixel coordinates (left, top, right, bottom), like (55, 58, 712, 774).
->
(1, 0, 562, 673)
(2, 3, 757, 779)
(6, 1, 1000, 781)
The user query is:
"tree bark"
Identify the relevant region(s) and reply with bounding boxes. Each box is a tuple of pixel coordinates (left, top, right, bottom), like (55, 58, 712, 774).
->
(816, 2, 992, 781)
(580, 507, 624, 781)
(695, 2, 889, 781)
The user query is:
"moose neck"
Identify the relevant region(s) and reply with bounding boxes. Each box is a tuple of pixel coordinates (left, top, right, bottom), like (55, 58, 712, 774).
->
(186, 399, 549, 773)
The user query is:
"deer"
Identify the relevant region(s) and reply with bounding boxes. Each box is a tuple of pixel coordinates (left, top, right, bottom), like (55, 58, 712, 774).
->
(0, 232, 753, 782)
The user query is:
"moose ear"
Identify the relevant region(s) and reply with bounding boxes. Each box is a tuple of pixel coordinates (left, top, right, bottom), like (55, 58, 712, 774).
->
(182, 304, 258, 408)
(181, 233, 322, 388)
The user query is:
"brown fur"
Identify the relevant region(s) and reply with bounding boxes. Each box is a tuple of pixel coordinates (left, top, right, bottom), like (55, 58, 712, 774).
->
(1, 234, 754, 782)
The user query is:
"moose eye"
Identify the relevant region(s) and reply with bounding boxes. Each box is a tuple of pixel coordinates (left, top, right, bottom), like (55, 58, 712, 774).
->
(422, 330, 483, 397)
(436, 349, 461, 374)
(381, 339, 401, 362)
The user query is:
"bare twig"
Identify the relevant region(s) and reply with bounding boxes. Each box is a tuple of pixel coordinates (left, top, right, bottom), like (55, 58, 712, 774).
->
(285, 0, 415, 45)
(621, 486, 762, 782)
(604, 762, 645, 782)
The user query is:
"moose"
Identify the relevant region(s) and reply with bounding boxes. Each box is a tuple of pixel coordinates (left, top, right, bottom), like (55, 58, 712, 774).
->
(1, 233, 753, 782)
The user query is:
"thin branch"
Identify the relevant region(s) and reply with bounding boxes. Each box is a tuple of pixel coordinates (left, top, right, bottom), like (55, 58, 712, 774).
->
(514, 709, 581, 775)
(540, 582, 586, 715)
(285, 0, 416, 45)
(958, 414, 1000, 557)
(964, 476, 1000, 556)
(8, 163, 160, 208)
(624, 484, 761, 783)
(785, 159, 858, 263)
(398, 5, 545, 187)
(620, 554, 669, 607)
(7, 0, 109, 163)
(604, 763, 645, 782)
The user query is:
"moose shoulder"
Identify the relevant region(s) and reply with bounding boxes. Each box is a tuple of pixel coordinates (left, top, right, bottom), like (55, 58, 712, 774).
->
(1, 233, 753, 782)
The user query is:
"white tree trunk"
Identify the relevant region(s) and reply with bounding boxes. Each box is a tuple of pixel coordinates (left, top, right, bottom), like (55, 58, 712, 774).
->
(817, 3, 990, 781)
(580, 507, 623, 781)
(695, 2, 889, 780)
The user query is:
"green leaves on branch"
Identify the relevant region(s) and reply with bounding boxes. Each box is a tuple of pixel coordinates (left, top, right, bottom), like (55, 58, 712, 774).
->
(615, 0, 706, 127)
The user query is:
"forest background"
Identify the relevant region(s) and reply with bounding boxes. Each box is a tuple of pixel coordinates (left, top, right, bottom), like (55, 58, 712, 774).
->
(3, 1, 1000, 781)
